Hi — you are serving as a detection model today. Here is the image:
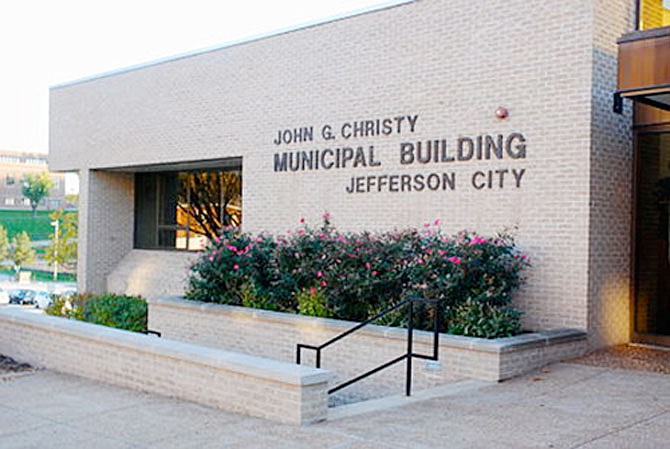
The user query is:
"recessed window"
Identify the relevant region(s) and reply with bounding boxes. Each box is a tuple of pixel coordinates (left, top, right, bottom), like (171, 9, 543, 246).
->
(134, 164, 242, 251)
(6, 174, 14, 186)
(639, 0, 670, 30)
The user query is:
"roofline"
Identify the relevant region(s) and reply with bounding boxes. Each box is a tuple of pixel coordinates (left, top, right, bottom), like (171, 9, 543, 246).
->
(51, 0, 415, 90)
(0, 150, 49, 158)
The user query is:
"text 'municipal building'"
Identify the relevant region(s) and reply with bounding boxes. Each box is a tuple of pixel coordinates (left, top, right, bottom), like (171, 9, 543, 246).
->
(50, 0, 670, 348)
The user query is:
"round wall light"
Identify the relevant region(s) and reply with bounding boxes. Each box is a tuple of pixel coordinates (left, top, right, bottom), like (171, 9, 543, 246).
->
(495, 107, 509, 119)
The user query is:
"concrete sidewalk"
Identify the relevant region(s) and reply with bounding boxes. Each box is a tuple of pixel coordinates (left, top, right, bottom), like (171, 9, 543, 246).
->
(0, 362, 668, 449)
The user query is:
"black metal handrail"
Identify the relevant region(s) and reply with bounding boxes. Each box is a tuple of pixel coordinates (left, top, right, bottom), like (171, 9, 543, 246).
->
(296, 297, 440, 396)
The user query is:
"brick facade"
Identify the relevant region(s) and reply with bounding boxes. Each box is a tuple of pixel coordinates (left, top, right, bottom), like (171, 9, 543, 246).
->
(49, 0, 637, 346)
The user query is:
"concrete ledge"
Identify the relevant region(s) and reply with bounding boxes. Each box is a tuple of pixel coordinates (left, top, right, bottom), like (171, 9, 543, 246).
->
(149, 297, 588, 383)
(0, 307, 332, 425)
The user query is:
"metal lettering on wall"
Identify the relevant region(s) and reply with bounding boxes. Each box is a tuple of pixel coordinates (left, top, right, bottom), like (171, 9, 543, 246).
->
(272, 114, 527, 194)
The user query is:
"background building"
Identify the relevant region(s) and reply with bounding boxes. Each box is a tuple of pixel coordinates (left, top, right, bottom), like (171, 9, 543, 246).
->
(49, 0, 670, 348)
(0, 150, 66, 210)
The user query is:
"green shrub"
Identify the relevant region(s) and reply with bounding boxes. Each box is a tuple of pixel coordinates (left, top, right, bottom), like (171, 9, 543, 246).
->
(83, 294, 147, 333)
(296, 287, 331, 318)
(45, 293, 91, 320)
(45, 293, 146, 333)
(238, 282, 277, 311)
(447, 300, 522, 338)
(186, 216, 530, 338)
(44, 296, 68, 317)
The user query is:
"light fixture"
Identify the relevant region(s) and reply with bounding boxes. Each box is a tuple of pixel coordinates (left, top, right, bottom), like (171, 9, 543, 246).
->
(495, 107, 509, 120)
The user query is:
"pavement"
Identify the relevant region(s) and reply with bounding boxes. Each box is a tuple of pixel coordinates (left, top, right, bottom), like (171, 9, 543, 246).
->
(0, 362, 668, 449)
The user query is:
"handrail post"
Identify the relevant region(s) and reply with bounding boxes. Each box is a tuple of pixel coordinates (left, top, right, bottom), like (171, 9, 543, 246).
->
(433, 301, 440, 360)
(316, 349, 321, 369)
(406, 299, 414, 396)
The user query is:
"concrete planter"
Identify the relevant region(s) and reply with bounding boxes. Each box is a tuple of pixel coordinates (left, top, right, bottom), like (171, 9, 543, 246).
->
(148, 297, 588, 384)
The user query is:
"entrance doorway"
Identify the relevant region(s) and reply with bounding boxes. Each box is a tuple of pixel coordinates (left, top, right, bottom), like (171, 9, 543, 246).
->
(634, 132, 670, 346)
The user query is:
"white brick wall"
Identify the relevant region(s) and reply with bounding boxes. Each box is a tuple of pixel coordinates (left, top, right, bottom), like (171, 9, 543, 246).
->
(0, 308, 331, 425)
(50, 0, 636, 345)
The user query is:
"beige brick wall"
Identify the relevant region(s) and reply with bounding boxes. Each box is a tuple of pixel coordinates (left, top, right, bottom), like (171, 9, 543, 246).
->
(107, 250, 198, 299)
(588, 0, 636, 346)
(78, 170, 134, 293)
(0, 307, 331, 425)
(50, 0, 637, 345)
(149, 297, 587, 386)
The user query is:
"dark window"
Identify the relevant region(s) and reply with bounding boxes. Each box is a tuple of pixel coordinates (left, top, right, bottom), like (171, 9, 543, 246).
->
(134, 166, 242, 251)
(6, 174, 15, 186)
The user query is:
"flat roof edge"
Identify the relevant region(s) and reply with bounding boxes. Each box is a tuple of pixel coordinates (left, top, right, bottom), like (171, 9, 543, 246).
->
(50, 0, 415, 90)
(618, 25, 670, 44)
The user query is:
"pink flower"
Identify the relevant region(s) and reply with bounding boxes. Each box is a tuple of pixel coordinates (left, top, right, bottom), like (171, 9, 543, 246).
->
(233, 264, 239, 270)
(300, 217, 305, 223)
(256, 237, 263, 242)
(227, 245, 237, 252)
(208, 256, 214, 262)
(309, 287, 317, 295)
(423, 222, 430, 228)
(316, 271, 323, 278)
(365, 262, 371, 269)
(323, 212, 331, 220)
(371, 270, 378, 276)
(447, 256, 462, 264)
(433, 219, 440, 226)
(320, 281, 327, 287)
(470, 236, 487, 245)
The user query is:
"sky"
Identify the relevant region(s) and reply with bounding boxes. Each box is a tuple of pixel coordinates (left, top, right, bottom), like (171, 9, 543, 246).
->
(0, 0, 404, 155)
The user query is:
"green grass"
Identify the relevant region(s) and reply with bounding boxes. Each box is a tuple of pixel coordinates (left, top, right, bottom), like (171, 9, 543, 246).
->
(0, 209, 77, 241)
(0, 268, 76, 282)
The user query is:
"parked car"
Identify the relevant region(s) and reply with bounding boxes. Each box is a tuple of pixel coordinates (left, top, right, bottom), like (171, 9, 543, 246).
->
(8, 289, 53, 309)
(8, 289, 35, 305)
(0, 287, 9, 305)
(33, 291, 52, 309)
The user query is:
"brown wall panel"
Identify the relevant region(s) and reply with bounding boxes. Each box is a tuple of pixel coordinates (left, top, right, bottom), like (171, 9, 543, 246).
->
(618, 34, 670, 89)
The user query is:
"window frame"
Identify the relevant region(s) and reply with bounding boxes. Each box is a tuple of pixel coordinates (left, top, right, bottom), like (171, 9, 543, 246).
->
(133, 163, 242, 252)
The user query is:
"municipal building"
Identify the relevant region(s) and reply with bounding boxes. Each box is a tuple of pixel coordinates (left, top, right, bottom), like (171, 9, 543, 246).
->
(50, 0, 670, 348)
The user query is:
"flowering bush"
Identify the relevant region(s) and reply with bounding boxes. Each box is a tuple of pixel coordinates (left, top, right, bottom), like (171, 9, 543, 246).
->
(186, 216, 530, 338)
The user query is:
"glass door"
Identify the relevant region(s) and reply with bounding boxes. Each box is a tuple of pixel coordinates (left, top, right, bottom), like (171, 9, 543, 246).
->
(634, 132, 670, 346)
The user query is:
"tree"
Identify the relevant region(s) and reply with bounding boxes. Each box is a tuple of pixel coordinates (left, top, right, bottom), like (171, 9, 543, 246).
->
(65, 194, 79, 208)
(10, 231, 35, 275)
(44, 209, 78, 272)
(176, 171, 242, 240)
(0, 225, 9, 266)
(22, 172, 55, 214)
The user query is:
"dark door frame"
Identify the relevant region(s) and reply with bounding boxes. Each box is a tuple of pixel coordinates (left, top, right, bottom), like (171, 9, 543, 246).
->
(631, 128, 670, 347)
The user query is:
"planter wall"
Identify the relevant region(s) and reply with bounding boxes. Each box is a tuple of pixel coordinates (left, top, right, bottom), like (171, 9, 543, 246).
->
(148, 297, 588, 394)
(0, 307, 331, 425)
